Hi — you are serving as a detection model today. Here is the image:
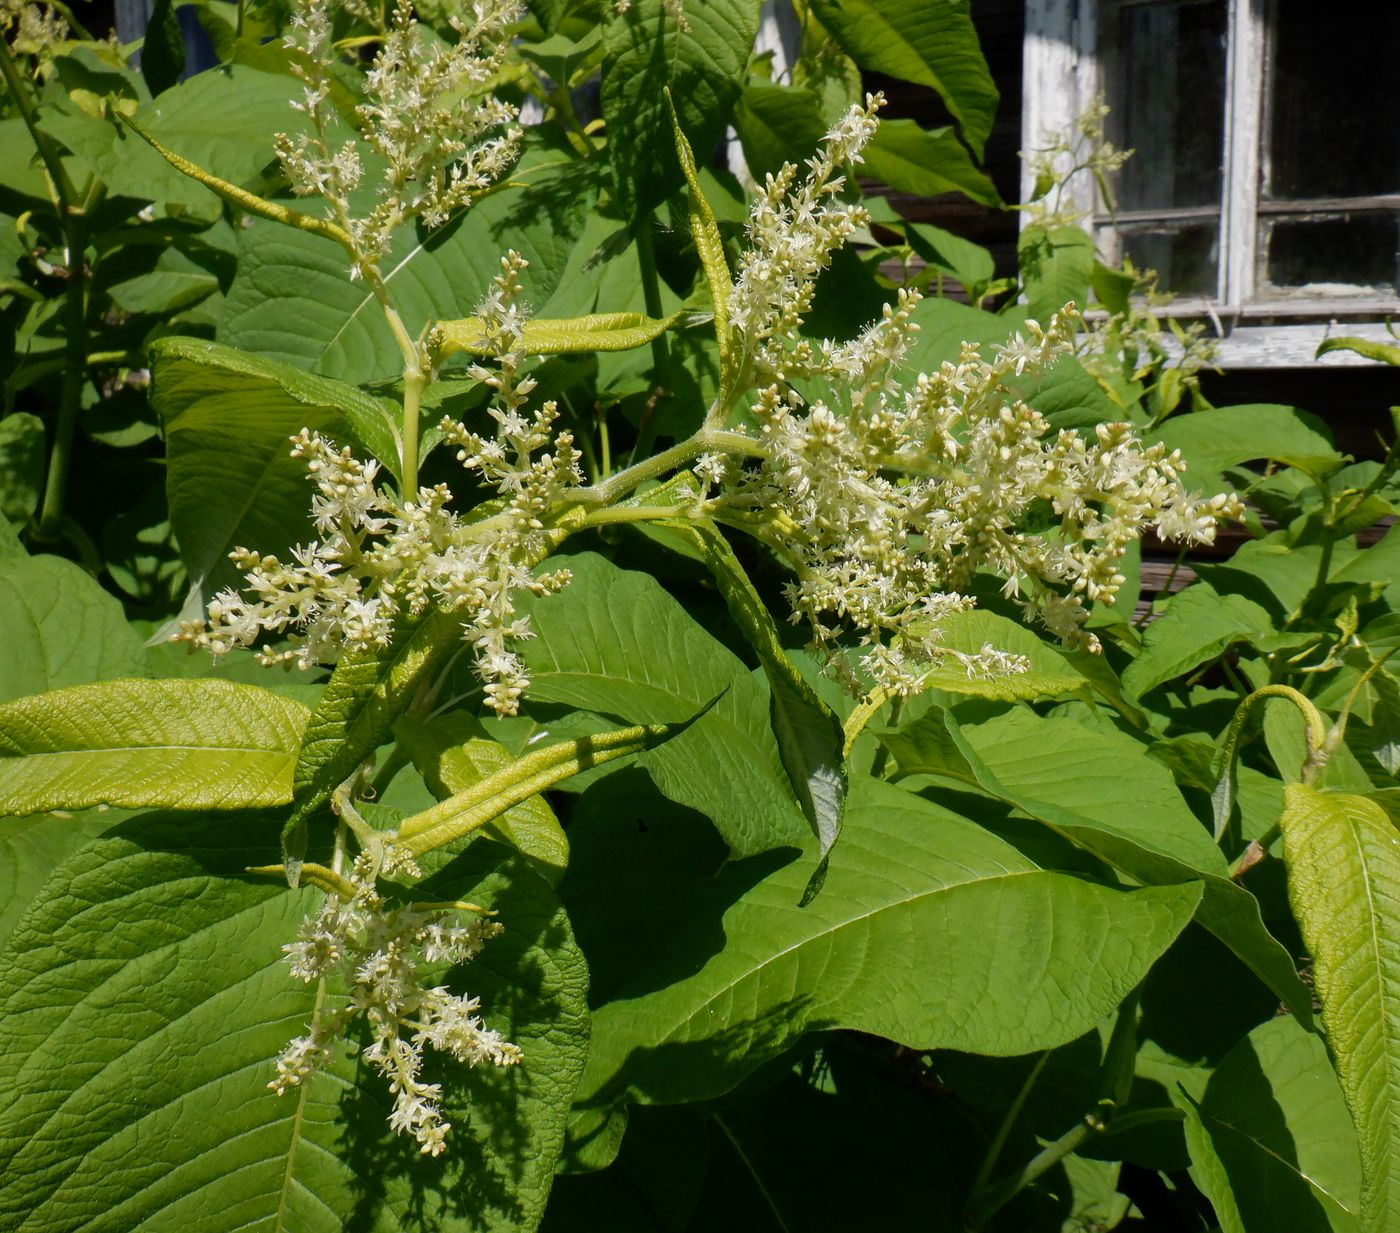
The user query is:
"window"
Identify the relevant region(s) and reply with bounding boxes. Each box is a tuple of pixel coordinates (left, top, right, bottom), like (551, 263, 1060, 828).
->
(1023, 0, 1400, 366)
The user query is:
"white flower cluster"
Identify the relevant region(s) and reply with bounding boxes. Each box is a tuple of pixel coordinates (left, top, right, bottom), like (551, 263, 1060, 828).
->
(1, 0, 66, 54)
(271, 846, 520, 1157)
(177, 252, 581, 713)
(729, 94, 882, 383)
(275, 0, 523, 277)
(1021, 96, 1132, 229)
(706, 107, 1242, 696)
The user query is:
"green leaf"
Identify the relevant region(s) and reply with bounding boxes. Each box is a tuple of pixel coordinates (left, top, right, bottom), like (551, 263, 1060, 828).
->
(0, 553, 146, 704)
(1280, 784, 1400, 1231)
(667, 91, 735, 390)
(438, 310, 682, 359)
(1318, 336, 1400, 367)
(1122, 585, 1294, 699)
(41, 62, 301, 217)
(567, 774, 1200, 1142)
(660, 520, 846, 880)
(913, 608, 1087, 700)
(861, 119, 1001, 207)
(1017, 225, 1095, 325)
(219, 133, 600, 383)
(732, 82, 827, 182)
(140, 0, 186, 95)
(107, 248, 220, 316)
(898, 295, 1025, 375)
(1176, 1014, 1362, 1233)
(151, 336, 408, 615)
(904, 221, 996, 295)
(939, 707, 1314, 1022)
(0, 808, 122, 950)
(397, 712, 569, 883)
(286, 605, 462, 861)
(517, 552, 806, 859)
(807, 0, 998, 158)
(1154, 404, 1340, 493)
(0, 814, 589, 1231)
(0, 412, 43, 527)
(600, 0, 761, 220)
(0, 679, 308, 815)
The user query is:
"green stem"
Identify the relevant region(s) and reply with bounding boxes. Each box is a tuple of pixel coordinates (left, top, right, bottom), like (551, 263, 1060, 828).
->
(575, 428, 765, 506)
(365, 274, 427, 496)
(967, 1051, 1050, 1205)
(37, 200, 95, 541)
(577, 503, 703, 529)
(965, 1116, 1098, 1230)
(0, 37, 77, 210)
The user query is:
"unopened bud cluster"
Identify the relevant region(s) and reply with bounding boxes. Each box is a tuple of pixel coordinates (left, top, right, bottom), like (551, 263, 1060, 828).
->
(271, 845, 519, 1156)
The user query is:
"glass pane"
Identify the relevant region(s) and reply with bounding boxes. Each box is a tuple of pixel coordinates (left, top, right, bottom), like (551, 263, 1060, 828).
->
(1267, 11, 1400, 201)
(1116, 220, 1219, 297)
(1260, 215, 1400, 297)
(1104, 0, 1227, 212)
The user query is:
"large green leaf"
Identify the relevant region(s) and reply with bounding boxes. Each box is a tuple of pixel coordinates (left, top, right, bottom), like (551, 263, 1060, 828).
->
(1280, 784, 1400, 1231)
(1154, 404, 1339, 492)
(1176, 1015, 1362, 1233)
(898, 295, 1025, 375)
(152, 336, 409, 613)
(566, 773, 1199, 1150)
(1018, 224, 1095, 324)
(933, 707, 1313, 1022)
(861, 119, 1001, 206)
(0, 552, 146, 704)
(808, 0, 998, 158)
(0, 808, 123, 950)
(657, 519, 845, 879)
(38, 61, 302, 217)
(600, 0, 761, 220)
(913, 608, 1087, 700)
(0, 679, 308, 815)
(517, 552, 806, 859)
(732, 82, 827, 182)
(219, 133, 600, 384)
(1122, 585, 1302, 699)
(0, 815, 588, 1231)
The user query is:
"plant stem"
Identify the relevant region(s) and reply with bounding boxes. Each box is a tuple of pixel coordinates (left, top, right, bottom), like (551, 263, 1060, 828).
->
(0, 38, 78, 211)
(635, 220, 670, 378)
(967, 1051, 1050, 1204)
(365, 273, 427, 496)
(575, 428, 765, 506)
(37, 193, 99, 541)
(965, 1115, 1098, 1230)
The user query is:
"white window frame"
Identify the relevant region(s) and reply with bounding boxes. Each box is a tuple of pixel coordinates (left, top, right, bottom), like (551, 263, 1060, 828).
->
(1022, 0, 1400, 368)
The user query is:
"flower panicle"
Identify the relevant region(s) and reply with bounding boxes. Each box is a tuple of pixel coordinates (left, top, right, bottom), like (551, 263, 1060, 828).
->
(175, 251, 578, 715)
(710, 288, 1241, 695)
(275, 0, 524, 278)
(271, 845, 519, 1157)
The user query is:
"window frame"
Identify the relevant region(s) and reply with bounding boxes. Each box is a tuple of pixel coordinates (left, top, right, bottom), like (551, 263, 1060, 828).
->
(1022, 0, 1400, 368)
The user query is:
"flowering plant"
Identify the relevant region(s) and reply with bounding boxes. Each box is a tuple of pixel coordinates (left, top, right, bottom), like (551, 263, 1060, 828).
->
(5, 2, 1400, 1231)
